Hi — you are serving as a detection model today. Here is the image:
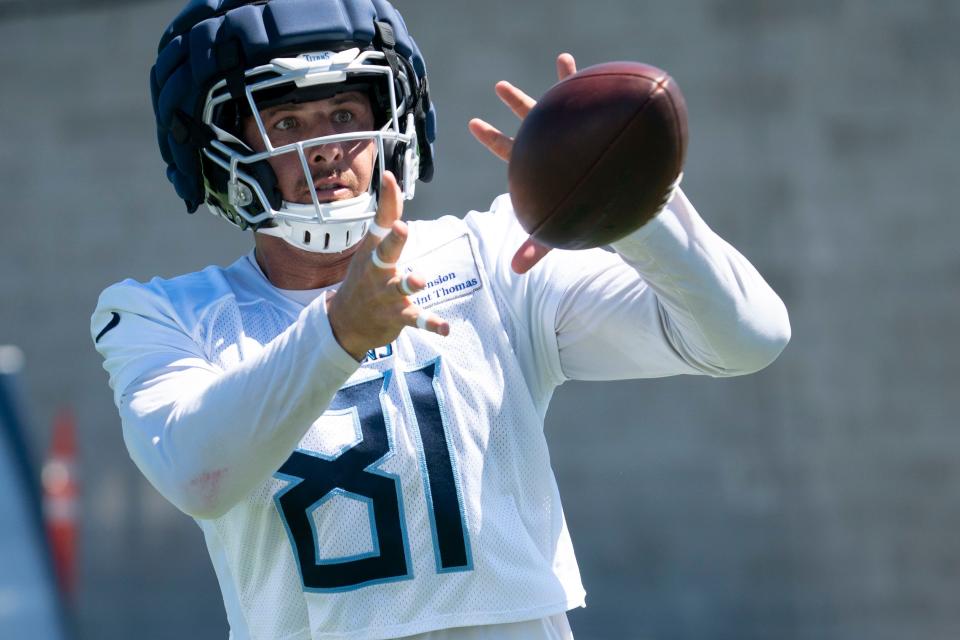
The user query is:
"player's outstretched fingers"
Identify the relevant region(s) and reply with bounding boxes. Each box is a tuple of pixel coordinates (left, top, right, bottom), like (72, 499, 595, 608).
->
(557, 53, 577, 81)
(373, 171, 404, 232)
(368, 172, 408, 270)
(393, 271, 426, 297)
(468, 118, 513, 163)
(495, 81, 536, 120)
(372, 219, 408, 271)
(511, 237, 553, 275)
(403, 306, 450, 337)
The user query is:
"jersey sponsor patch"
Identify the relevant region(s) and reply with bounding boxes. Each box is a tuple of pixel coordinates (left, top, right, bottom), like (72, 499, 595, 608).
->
(401, 234, 482, 310)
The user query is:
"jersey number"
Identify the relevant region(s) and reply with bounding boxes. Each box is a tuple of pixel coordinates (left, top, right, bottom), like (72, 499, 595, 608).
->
(274, 361, 472, 592)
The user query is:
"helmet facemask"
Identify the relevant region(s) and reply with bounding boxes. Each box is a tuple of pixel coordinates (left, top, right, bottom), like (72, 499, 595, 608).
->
(200, 47, 420, 253)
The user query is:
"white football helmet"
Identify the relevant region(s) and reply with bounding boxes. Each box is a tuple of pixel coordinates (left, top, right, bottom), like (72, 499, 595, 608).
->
(200, 46, 421, 253)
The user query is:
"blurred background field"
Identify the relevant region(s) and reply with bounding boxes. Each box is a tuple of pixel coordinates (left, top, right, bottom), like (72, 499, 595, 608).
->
(1, 1, 958, 638)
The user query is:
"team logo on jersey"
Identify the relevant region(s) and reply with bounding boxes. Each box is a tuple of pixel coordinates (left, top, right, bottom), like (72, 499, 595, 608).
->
(400, 234, 482, 309)
(362, 343, 395, 364)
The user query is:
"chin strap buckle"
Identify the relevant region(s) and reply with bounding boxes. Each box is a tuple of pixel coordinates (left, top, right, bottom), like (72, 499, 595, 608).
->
(228, 181, 254, 207)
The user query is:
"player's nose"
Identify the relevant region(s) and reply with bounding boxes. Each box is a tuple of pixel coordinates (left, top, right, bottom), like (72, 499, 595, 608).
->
(309, 140, 344, 165)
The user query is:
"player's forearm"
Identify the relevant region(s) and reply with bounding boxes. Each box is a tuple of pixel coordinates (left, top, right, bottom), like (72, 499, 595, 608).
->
(610, 189, 791, 376)
(121, 300, 359, 519)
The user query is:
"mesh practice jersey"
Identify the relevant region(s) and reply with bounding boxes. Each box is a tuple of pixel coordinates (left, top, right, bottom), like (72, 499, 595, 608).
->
(92, 192, 790, 640)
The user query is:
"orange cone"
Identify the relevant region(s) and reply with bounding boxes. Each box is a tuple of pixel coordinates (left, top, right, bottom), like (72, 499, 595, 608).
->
(42, 408, 78, 600)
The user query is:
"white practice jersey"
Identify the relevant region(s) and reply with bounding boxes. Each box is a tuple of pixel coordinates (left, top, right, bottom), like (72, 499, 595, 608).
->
(92, 193, 790, 640)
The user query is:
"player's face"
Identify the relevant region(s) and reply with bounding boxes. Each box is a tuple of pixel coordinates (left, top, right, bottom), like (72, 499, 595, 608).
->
(242, 91, 377, 205)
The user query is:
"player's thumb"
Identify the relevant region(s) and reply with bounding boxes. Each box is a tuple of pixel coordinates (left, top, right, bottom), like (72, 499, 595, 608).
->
(511, 237, 552, 274)
(376, 171, 404, 227)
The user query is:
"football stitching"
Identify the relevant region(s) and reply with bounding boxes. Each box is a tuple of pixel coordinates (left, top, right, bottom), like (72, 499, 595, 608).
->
(661, 77, 687, 172)
(525, 74, 672, 240)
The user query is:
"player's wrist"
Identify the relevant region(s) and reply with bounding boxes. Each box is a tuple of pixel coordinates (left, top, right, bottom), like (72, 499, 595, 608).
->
(328, 320, 368, 362)
(326, 303, 368, 362)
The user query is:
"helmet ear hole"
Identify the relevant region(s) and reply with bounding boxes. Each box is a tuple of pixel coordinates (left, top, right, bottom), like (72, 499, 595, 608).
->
(243, 158, 283, 211)
(384, 139, 407, 190)
(202, 140, 283, 224)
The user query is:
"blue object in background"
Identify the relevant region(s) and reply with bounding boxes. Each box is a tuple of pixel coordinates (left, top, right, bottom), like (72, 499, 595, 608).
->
(0, 346, 69, 640)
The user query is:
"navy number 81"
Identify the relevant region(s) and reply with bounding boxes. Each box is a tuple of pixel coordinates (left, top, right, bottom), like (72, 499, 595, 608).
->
(274, 360, 472, 591)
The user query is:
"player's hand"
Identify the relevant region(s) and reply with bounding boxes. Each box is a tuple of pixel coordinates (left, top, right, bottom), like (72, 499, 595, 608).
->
(469, 53, 577, 274)
(327, 172, 450, 361)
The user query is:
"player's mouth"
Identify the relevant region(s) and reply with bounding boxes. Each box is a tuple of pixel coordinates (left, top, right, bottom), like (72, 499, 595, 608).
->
(311, 177, 353, 202)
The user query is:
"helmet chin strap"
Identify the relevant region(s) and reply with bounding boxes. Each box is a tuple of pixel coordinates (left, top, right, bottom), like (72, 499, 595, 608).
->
(256, 192, 376, 253)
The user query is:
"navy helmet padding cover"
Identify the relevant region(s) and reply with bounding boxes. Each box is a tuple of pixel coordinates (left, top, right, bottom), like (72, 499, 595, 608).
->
(151, 0, 436, 212)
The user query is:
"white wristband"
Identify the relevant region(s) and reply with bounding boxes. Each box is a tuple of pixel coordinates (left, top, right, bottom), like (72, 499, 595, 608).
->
(369, 222, 391, 239)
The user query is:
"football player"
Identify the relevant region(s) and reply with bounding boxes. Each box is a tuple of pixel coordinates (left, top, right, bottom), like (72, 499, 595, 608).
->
(91, 1, 790, 638)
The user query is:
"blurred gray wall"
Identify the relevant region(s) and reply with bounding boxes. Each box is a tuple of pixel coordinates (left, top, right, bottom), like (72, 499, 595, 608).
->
(1, 1, 958, 639)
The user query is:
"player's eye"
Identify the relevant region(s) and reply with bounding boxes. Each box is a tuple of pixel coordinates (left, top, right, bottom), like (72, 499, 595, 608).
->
(332, 110, 354, 125)
(273, 116, 298, 131)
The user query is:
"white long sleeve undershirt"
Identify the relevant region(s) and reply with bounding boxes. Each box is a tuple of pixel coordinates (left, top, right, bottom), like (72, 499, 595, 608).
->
(93, 189, 789, 521)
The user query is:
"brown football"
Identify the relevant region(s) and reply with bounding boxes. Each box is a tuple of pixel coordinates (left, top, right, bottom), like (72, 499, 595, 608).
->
(508, 61, 688, 250)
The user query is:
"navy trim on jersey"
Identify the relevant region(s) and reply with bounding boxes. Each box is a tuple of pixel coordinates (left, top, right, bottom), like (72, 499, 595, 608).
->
(404, 357, 473, 574)
(273, 371, 414, 593)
